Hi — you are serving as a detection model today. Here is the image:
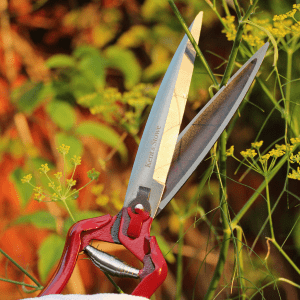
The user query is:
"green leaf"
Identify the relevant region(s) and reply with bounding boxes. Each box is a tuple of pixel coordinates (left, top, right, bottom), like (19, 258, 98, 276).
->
(10, 168, 34, 208)
(38, 234, 65, 282)
(117, 25, 149, 48)
(46, 54, 76, 69)
(14, 82, 45, 114)
(55, 133, 83, 172)
(63, 211, 101, 234)
(13, 211, 56, 230)
(105, 46, 141, 90)
(76, 121, 127, 162)
(46, 101, 76, 130)
(78, 52, 106, 90)
(73, 46, 101, 59)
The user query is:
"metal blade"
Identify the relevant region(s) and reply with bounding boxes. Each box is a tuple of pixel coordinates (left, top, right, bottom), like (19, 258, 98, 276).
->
(123, 12, 203, 217)
(155, 42, 269, 217)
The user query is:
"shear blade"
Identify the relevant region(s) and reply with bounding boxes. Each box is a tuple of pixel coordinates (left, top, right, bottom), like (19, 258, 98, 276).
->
(124, 12, 203, 217)
(155, 42, 269, 217)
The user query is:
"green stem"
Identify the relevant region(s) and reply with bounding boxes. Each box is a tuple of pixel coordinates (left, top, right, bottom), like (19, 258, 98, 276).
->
(204, 131, 231, 300)
(104, 272, 124, 293)
(236, 226, 246, 300)
(285, 48, 293, 118)
(0, 248, 42, 288)
(204, 0, 227, 28)
(220, 0, 259, 87)
(249, 277, 300, 299)
(232, 154, 287, 228)
(175, 220, 184, 300)
(203, 232, 231, 300)
(62, 199, 75, 222)
(168, 0, 219, 87)
(221, 0, 230, 17)
(271, 240, 300, 276)
(233, 0, 242, 20)
(265, 177, 275, 240)
(0, 277, 42, 289)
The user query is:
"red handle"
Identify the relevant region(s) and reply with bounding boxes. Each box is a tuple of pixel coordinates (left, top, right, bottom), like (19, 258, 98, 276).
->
(38, 215, 114, 296)
(119, 208, 168, 298)
(38, 209, 167, 298)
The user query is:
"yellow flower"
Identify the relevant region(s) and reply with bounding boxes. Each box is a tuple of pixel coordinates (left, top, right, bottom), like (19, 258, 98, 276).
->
(290, 137, 300, 144)
(21, 174, 32, 183)
(288, 167, 300, 180)
(34, 193, 45, 202)
(57, 144, 70, 155)
(251, 141, 263, 149)
(241, 149, 257, 158)
(48, 182, 55, 189)
(259, 154, 270, 163)
(39, 164, 50, 174)
(67, 179, 76, 187)
(70, 155, 82, 166)
(33, 186, 43, 193)
(226, 145, 234, 156)
(54, 172, 62, 179)
(268, 149, 285, 158)
(51, 193, 59, 201)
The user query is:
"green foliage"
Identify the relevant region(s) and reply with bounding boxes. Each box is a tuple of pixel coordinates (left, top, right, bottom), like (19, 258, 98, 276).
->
(46, 55, 77, 69)
(76, 122, 127, 161)
(38, 234, 65, 282)
(13, 211, 56, 230)
(105, 46, 141, 90)
(11, 168, 35, 208)
(46, 101, 76, 131)
(12, 82, 45, 114)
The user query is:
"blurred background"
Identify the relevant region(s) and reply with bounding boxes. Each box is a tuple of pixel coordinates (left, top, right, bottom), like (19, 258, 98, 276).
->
(0, 0, 300, 299)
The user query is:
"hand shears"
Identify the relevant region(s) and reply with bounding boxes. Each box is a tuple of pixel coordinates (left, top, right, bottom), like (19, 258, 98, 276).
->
(38, 11, 268, 298)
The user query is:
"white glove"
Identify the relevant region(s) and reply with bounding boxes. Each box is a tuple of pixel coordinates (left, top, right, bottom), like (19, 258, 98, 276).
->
(23, 294, 148, 300)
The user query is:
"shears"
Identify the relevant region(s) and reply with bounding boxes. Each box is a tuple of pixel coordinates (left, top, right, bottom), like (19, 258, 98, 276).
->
(38, 11, 268, 299)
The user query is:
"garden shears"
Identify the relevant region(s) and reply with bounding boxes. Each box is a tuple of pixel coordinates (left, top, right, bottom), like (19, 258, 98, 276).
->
(38, 11, 268, 298)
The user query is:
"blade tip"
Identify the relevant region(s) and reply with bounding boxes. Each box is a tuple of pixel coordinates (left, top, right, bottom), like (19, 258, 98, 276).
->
(194, 11, 203, 26)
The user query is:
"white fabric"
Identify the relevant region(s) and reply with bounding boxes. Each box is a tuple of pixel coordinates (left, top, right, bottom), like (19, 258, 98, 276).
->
(24, 294, 148, 300)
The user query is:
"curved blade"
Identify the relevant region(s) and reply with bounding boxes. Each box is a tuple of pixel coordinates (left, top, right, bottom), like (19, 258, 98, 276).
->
(155, 42, 269, 217)
(123, 12, 203, 217)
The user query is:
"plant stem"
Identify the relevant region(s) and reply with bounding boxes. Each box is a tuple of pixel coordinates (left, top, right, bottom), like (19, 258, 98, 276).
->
(220, 0, 259, 87)
(233, 0, 242, 20)
(0, 248, 42, 289)
(265, 177, 275, 240)
(203, 231, 231, 300)
(176, 220, 184, 300)
(0, 277, 42, 289)
(168, 0, 219, 87)
(285, 48, 293, 118)
(104, 272, 124, 293)
(62, 199, 75, 222)
(204, 132, 231, 300)
(236, 226, 246, 300)
(221, 0, 230, 17)
(231, 154, 287, 228)
(271, 240, 300, 276)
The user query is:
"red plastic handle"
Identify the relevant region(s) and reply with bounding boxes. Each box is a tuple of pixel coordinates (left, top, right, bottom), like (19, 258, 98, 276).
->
(38, 208, 167, 298)
(38, 215, 114, 296)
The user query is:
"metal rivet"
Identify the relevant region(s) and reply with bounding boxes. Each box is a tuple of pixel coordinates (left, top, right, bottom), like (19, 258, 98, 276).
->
(135, 204, 144, 211)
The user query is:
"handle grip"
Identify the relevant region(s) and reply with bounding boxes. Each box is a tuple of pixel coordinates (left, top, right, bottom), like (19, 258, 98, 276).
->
(38, 215, 113, 296)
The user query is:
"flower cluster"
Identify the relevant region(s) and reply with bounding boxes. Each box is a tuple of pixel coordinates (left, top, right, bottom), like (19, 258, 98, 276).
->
(227, 138, 300, 177)
(222, 4, 300, 49)
(21, 145, 100, 221)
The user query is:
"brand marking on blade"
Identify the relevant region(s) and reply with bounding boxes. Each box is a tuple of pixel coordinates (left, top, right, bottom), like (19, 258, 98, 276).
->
(145, 125, 161, 168)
